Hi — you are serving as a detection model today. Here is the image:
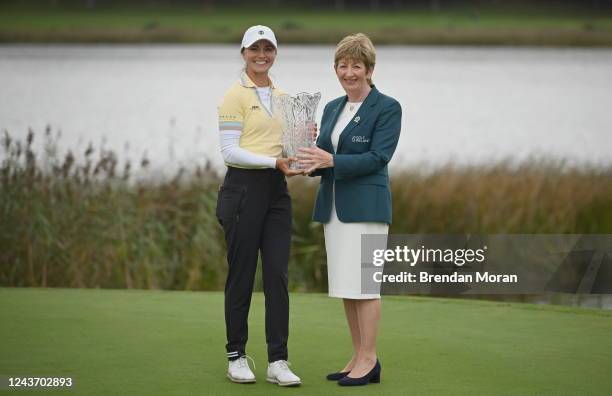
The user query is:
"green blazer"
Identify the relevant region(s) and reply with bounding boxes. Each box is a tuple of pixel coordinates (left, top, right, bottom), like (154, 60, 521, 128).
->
(312, 86, 402, 224)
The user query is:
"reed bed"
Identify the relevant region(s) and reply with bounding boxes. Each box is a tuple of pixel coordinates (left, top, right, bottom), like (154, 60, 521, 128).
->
(2, 129, 611, 291)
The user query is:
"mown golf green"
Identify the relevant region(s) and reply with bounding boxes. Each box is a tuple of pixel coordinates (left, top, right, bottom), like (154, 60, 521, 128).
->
(1, 288, 611, 395)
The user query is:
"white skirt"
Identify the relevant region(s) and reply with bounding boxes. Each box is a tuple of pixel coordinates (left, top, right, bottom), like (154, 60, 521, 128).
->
(324, 188, 388, 299)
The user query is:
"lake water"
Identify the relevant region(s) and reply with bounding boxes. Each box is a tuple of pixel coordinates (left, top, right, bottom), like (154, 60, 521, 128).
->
(1, 44, 611, 175)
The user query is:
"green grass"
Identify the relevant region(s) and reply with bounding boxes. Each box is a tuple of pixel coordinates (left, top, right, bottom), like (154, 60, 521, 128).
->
(3, 130, 612, 291)
(1, 7, 612, 45)
(1, 287, 612, 395)
(2, 9, 611, 30)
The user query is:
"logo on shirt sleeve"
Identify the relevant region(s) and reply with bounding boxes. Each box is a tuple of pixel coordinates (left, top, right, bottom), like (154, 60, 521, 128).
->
(219, 114, 240, 121)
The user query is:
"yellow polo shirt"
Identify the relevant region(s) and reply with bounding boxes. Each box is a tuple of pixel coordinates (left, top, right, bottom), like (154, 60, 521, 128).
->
(218, 72, 284, 169)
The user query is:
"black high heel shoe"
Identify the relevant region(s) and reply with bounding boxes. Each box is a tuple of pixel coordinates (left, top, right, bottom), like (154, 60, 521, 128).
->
(337, 359, 381, 386)
(326, 371, 350, 381)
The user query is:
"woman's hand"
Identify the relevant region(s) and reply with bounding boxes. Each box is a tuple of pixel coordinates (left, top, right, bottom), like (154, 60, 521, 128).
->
(297, 147, 334, 174)
(276, 157, 303, 177)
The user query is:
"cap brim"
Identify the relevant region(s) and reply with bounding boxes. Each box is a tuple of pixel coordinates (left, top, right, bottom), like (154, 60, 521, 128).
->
(242, 38, 277, 49)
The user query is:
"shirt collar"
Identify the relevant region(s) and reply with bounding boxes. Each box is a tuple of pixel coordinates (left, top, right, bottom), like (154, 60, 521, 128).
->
(240, 71, 276, 89)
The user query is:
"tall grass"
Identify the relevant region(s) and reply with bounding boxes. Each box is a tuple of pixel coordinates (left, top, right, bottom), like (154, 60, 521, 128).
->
(1, 128, 224, 290)
(388, 162, 612, 234)
(2, 129, 611, 291)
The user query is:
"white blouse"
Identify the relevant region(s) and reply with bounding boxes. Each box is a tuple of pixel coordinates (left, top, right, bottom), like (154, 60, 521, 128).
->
(331, 101, 363, 151)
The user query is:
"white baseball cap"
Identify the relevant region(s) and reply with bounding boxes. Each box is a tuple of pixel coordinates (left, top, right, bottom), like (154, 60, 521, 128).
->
(241, 25, 277, 50)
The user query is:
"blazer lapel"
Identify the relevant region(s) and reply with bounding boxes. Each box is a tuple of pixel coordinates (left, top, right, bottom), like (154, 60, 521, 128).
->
(337, 86, 380, 152)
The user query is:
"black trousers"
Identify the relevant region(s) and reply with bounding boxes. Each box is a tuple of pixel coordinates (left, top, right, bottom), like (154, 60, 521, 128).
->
(216, 166, 291, 363)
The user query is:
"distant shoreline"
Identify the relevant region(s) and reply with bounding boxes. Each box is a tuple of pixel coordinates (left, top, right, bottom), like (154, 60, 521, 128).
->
(2, 28, 612, 47)
(1, 8, 612, 47)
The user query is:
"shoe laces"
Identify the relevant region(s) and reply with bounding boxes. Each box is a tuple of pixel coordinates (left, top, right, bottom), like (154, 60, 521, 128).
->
(272, 360, 291, 371)
(238, 355, 256, 370)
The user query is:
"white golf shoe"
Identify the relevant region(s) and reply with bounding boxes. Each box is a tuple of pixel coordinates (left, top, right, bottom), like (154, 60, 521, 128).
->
(227, 356, 256, 383)
(266, 360, 301, 386)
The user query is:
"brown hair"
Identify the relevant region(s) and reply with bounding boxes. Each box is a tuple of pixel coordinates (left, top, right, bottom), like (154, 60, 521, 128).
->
(334, 33, 376, 85)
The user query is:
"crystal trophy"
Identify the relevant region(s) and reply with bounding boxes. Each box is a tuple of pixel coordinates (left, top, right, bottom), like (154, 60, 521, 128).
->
(273, 92, 322, 170)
